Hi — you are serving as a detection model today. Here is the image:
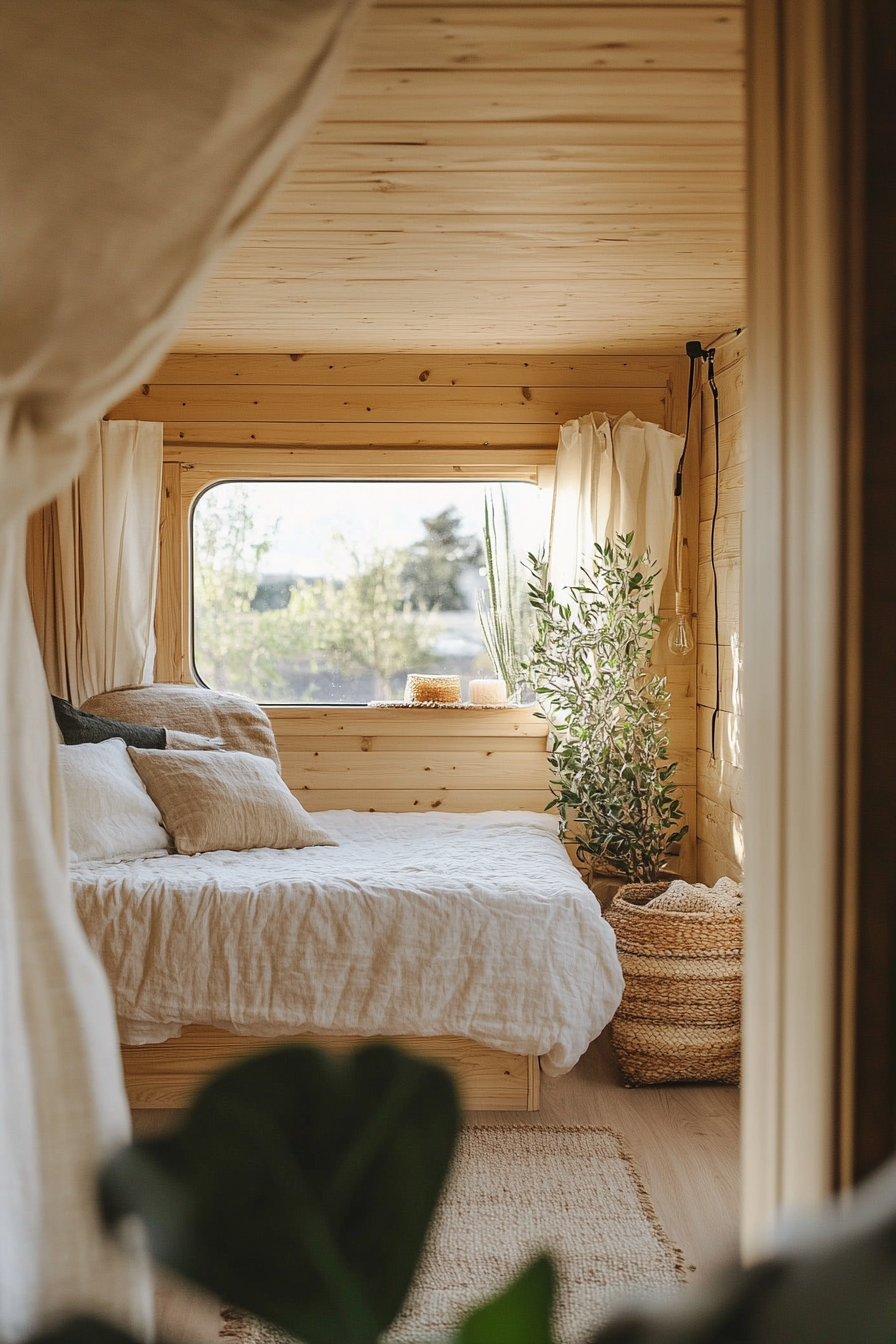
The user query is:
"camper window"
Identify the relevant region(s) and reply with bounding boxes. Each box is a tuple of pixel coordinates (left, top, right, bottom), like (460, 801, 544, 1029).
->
(190, 479, 541, 705)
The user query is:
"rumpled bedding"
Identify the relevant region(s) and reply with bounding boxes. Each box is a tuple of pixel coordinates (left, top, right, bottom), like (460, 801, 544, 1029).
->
(72, 810, 623, 1075)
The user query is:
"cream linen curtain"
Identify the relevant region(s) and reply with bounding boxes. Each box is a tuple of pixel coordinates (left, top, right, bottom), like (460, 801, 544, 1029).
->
(0, 2, 366, 1338)
(27, 421, 163, 706)
(548, 410, 683, 603)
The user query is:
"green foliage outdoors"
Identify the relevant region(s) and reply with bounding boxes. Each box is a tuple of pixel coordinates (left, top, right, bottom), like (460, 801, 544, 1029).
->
(193, 490, 483, 702)
(192, 487, 294, 700)
(282, 541, 438, 701)
(524, 535, 687, 884)
(402, 507, 484, 612)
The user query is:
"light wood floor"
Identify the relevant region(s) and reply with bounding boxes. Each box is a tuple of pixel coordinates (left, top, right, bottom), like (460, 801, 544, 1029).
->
(136, 1030, 739, 1343)
(474, 1033, 740, 1284)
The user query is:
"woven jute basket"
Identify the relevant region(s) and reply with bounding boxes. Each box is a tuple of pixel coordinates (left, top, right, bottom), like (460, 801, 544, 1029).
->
(606, 879, 743, 1086)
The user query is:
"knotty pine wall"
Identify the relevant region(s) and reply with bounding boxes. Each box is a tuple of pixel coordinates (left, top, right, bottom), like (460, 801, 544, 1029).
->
(109, 351, 697, 875)
(696, 333, 745, 884)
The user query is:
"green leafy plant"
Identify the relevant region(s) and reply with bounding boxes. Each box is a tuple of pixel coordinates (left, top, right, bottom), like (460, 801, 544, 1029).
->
(99, 1041, 553, 1344)
(477, 487, 534, 696)
(524, 535, 687, 884)
(101, 1043, 457, 1344)
(38, 1039, 896, 1344)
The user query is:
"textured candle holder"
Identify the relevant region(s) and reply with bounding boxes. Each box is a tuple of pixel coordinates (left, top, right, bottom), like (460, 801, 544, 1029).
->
(469, 678, 508, 705)
(404, 674, 462, 705)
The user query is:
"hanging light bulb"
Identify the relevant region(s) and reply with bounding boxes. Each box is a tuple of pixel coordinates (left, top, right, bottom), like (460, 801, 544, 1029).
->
(665, 590, 694, 657)
(667, 612, 695, 656)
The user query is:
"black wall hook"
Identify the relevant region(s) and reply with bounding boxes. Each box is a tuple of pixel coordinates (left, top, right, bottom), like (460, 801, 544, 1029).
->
(675, 342, 715, 498)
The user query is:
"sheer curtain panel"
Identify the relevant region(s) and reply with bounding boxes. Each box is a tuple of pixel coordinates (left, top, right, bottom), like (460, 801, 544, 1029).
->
(548, 411, 683, 601)
(27, 421, 163, 706)
(0, 1, 366, 1337)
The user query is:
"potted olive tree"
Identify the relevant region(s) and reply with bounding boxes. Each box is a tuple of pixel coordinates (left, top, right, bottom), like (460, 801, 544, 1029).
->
(524, 535, 687, 899)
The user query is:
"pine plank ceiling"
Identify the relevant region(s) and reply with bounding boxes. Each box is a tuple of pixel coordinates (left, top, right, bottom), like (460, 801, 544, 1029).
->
(175, 0, 745, 355)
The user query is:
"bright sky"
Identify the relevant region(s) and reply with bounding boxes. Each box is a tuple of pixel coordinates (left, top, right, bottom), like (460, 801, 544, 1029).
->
(198, 479, 546, 580)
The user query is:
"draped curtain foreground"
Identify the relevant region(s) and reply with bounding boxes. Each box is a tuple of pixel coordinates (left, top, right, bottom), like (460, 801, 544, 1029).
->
(27, 421, 163, 706)
(548, 411, 683, 603)
(0, 2, 366, 1338)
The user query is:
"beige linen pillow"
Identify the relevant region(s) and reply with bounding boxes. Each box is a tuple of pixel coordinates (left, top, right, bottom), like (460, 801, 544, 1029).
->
(84, 685, 281, 767)
(128, 748, 336, 856)
(165, 729, 226, 751)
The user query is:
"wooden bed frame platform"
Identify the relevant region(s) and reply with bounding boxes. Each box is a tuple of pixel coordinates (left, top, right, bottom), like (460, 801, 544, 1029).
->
(122, 1026, 540, 1112)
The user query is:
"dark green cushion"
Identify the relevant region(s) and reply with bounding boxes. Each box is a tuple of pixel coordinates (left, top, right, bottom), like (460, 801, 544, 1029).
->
(52, 696, 166, 750)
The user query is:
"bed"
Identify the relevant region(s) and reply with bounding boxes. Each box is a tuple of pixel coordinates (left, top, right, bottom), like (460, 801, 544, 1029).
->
(72, 809, 623, 1111)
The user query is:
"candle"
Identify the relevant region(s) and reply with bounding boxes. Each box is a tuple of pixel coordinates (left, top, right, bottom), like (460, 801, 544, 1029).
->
(469, 678, 507, 705)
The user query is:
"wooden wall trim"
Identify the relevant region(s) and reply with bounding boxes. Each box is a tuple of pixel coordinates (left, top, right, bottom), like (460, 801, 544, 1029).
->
(170, 446, 550, 484)
(114, 384, 667, 427)
(117, 353, 682, 387)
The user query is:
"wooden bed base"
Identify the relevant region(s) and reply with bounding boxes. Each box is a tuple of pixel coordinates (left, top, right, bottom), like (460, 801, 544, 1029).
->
(122, 1026, 540, 1112)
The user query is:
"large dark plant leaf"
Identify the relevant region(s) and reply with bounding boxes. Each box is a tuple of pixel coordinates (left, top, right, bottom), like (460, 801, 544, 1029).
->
(457, 1256, 555, 1344)
(100, 1043, 459, 1344)
(23, 1321, 141, 1344)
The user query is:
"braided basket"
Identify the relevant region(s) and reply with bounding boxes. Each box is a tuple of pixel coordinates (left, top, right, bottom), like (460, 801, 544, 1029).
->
(606, 879, 743, 1086)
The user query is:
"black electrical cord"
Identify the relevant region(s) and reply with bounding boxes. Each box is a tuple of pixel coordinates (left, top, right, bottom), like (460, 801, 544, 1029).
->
(674, 354, 698, 499)
(677, 339, 722, 761)
(706, 349, 721, 763)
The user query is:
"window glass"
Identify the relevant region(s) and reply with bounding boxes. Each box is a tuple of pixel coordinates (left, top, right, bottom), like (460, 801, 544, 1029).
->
(191, 479, 544, 704)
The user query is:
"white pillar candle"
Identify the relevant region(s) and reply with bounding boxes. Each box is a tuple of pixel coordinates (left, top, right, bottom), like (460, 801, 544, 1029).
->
(469, 678, 507, 705)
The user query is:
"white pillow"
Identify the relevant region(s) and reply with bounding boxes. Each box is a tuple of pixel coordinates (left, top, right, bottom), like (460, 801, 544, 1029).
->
(57, 738, 171, 863)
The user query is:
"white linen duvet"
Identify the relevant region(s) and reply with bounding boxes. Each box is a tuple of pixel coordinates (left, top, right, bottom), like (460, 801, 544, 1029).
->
(72, 810, 623, 1075)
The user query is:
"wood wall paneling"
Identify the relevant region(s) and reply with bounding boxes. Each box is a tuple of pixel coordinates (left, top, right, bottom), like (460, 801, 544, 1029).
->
(695, 334, 745, 885)
(273, 705, 554, 816)
(356, 7, 744, 72)
(155, 462, 184, 683)
(111, 383, 667, 427)
(377, 1, 738, 7)
(134, 354, 680, 386)
(110, 353, 671, 452)
(651, 355, 697, 878)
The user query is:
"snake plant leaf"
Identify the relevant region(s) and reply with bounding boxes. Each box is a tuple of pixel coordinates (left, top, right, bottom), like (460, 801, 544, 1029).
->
(100, 1043, 459, 1344)
(456, 1255, 555, 1344)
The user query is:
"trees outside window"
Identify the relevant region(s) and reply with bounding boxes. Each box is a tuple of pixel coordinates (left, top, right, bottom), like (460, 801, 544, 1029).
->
(192, 482, 533, 704)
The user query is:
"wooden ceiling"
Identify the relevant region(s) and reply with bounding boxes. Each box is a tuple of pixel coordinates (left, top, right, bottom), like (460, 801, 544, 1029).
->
(175, 0, 745, 355)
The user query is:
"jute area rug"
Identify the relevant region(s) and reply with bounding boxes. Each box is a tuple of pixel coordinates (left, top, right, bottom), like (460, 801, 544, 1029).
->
(221, 1125, 687, 1344)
